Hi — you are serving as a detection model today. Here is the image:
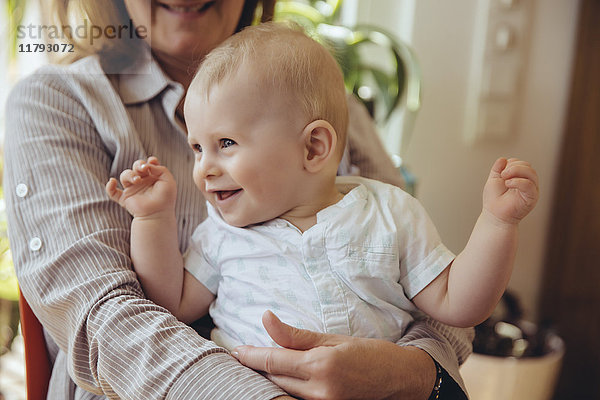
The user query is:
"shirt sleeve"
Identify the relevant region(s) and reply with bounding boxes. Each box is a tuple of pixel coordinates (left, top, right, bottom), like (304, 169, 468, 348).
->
(184, 219, 222, 295)
(395, 194, 456, 299)
(389, 192, 472, 397)
(345, 98, 472, 395)
(3, 72, 286, 399)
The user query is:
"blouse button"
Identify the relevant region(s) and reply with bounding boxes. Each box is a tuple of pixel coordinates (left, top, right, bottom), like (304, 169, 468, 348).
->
(29, 237, 42, 252)
(16, 183, 29, 198)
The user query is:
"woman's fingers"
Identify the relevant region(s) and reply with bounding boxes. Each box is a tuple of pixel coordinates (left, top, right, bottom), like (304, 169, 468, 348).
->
(261, 310, 333, 350)
(232, 345, 310, 379)
(232, 311, 336, 379)
(265, 374, 314, 399)
(262, 310, 348, 350)
(233, 311, 356, 380)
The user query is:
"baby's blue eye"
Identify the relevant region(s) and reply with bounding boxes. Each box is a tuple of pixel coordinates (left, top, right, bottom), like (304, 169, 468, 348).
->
(191, 143, 202, 153)
(221, 138, 236, 148)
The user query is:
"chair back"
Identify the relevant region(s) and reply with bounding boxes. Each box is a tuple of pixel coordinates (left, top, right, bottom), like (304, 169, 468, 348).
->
(18, 290, 51, 400)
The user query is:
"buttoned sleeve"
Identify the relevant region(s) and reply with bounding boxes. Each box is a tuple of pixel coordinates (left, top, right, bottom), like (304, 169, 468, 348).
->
(3, 69, 285, 399)
(394, 194, 456, 299)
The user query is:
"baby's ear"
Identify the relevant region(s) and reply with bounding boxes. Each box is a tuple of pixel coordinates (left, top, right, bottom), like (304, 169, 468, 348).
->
(302, 120, 338, 173)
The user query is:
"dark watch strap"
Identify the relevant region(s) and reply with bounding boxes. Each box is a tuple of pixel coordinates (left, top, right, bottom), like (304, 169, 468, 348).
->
(428, 359, 443, 400)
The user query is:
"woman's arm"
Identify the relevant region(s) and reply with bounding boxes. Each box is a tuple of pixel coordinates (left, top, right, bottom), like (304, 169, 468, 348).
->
(4, 71, 286, 399)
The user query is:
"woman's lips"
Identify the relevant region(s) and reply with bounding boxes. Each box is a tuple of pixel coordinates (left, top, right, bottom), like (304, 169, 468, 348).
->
(157, 1, 215, 14)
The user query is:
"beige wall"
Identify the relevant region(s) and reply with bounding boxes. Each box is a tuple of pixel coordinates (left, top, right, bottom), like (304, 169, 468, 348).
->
(359, 0, 581, 319)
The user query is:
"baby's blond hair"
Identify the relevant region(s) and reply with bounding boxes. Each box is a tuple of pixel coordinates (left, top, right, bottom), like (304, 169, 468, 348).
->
(190, 22, 348, 158)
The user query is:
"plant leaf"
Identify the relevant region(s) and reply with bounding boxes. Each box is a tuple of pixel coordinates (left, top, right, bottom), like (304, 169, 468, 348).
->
(7, 0, 27, 61)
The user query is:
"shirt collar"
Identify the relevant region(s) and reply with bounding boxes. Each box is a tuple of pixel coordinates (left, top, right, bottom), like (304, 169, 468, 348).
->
(316, 179, 366, 221)
(116, 45, 184, 105)
(260, 181, 366, 230)
(204, 179, 368, 228)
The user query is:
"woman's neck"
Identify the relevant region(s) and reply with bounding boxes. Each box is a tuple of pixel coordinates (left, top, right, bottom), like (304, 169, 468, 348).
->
(152, 49, 199, 90)
(152, 50, 201, 128)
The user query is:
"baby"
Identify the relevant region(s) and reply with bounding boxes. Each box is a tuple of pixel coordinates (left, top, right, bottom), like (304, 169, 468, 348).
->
(106, 22, 539, 350)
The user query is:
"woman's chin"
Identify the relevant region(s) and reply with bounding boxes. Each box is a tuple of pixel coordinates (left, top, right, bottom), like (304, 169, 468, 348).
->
(152, 38, 213, 62)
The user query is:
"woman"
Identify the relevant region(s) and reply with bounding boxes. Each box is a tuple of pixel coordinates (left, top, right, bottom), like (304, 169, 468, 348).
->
(4, 0, 472, 398)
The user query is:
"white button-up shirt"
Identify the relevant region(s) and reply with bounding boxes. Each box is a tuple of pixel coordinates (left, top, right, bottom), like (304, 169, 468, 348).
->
(185, 176, 455, 350)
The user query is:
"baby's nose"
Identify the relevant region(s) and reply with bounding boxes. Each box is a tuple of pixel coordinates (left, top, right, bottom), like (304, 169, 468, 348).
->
(197, 154, 221, 178)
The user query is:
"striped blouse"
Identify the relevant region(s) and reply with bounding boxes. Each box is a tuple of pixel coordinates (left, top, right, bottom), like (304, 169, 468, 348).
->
(3, 51, 472, 399)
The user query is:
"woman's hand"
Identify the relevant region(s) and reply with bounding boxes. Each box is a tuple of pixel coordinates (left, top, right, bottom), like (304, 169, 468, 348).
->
(232, 311, 436, 400)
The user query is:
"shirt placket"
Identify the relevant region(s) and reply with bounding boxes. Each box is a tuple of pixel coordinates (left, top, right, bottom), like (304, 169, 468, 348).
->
(301, 223, 351, 335)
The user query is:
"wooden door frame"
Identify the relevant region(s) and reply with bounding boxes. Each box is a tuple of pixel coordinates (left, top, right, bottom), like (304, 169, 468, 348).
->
(538, 0, 600, 398)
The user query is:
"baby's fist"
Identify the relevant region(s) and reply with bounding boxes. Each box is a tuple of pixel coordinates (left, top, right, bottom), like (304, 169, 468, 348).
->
(483, 157, 539, 225)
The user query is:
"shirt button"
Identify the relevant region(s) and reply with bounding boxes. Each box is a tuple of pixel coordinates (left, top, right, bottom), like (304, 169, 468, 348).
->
(29, 237, 42, 252)
(16, 183, 29, 198)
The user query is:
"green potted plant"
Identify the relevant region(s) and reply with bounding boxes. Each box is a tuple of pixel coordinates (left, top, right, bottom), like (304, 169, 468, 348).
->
(7, 0, 27, 61)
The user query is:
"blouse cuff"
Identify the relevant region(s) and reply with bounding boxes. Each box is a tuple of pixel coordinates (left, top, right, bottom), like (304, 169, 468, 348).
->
(397, 320, 474, 398)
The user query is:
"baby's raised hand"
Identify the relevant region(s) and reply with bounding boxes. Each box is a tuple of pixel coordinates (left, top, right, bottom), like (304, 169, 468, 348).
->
(106, 156, 177, 218)
(483, 157, 539, 225)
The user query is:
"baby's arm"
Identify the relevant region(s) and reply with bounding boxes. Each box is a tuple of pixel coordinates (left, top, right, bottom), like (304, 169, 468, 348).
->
(106, 157, 214, 324)
(413, 158, 539, 327)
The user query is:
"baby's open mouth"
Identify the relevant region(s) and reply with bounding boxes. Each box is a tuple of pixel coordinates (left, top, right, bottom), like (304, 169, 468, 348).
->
(217, 189, 242, 201)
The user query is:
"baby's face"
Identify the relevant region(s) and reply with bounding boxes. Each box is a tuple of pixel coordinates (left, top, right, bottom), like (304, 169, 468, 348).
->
(185, 67, 309, 227)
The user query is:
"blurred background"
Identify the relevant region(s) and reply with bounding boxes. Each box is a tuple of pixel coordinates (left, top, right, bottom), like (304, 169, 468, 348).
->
(1, 0, 597, 399)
